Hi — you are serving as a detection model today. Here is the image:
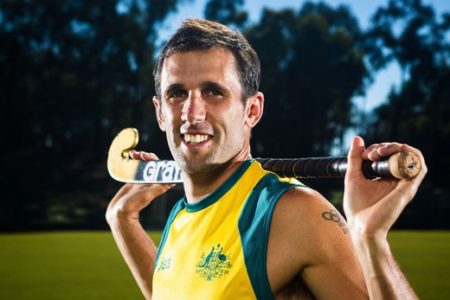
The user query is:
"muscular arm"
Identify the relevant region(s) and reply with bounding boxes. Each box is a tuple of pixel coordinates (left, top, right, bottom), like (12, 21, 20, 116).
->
(267, 137, 426, 299)
(268, 187, 369, 299)
(344, 137, 427, 299)
(107, 214, 156, 299)
(350, 234, 416, 299)
(106, 151, 174, 300)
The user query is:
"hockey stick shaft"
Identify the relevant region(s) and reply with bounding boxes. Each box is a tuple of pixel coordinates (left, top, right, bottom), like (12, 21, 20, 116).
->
(107, 128, 421, 183)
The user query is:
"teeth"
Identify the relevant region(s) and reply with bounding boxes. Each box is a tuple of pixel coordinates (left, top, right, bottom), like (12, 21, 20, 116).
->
(184, 134, 209, 144)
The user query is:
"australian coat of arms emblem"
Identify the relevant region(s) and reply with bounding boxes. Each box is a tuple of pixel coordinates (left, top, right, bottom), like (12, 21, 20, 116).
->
(196, 244, 232, 281)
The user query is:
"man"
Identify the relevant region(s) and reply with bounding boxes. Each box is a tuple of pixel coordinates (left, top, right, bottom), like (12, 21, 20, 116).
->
(106, 19, 427, 299)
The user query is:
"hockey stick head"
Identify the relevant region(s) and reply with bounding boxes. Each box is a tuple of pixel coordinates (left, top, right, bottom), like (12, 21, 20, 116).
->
(107, 128, 140, 182)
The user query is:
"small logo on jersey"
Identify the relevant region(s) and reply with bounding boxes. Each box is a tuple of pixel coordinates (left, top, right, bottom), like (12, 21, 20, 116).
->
(156, 257, 171, 272)
(196, 244, 232, 281)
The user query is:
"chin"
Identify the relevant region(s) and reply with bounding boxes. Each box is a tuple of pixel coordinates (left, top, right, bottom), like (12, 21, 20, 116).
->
(176, 155, 208, 172)
(177, 155, 224, 175)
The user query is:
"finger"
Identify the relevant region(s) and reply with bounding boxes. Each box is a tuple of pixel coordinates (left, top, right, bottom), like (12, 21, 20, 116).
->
(107, 183, 176, 221)
(346, 136, 365, 181)
(125, 183, 176, 209)
(140, 152, 159, 161)
(129, 151, 159, 161)
(374, 143, 404, 158)
(364, 142, 402, 161)
(361, 143, 383, 160)
(129, 150, 141, 160)
(129, 182, 175, 198)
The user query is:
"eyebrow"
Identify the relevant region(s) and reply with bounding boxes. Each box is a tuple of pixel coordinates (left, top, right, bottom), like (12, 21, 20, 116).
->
(164, 83, 185, 97)
(200, 81, 228, 93)
(164, 81, 229, 97)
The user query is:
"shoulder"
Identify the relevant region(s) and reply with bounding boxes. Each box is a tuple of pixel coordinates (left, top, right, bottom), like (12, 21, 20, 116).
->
(276, 186, 330, 214)
(271, 186, 347, 251)
(273, 186, 341, 232)
(267, 186, 368, 297)
(273, 186, 350, 259)
(267, 186, 354, 287)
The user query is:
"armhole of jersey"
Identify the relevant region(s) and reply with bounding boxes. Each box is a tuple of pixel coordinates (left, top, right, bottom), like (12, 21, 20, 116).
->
(154, 199, 185, 269)
(238, 174, 303, 299)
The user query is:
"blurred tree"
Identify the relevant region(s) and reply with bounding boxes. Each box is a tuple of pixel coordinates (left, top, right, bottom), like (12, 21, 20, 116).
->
(0, 0, 186, 229)
(3, 0, 447, 230)
(246, 2, 368, 157)
(204, 0, 248, 28)
(362, 0, 450, 228)
(363, 0, 450, 184)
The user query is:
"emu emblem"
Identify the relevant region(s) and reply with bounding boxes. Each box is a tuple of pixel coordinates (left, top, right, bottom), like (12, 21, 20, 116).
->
(196, 244, 232, 281)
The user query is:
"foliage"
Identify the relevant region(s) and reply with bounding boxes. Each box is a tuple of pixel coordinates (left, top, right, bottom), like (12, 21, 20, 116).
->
(246, 2, 368, 157)
(360, 0, 450, 228)
(0, 0, 449, 229)
(0, 0, 186, 229)
(204, 0, 248, 28)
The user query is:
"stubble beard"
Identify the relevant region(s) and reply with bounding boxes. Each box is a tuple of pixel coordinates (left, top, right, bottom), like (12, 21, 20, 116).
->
(171, 137, 243, 176)
(176, 149, 218, 175)
(167, 133, 217, 175)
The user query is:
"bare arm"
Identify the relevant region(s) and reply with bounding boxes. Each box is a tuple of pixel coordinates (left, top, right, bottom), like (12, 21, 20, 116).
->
(106, 151, 175, 300)
(268, 188, 369, 299)
(344, 137, 427, 299)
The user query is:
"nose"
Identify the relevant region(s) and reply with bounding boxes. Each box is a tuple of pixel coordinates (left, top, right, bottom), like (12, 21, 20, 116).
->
(181, 91, 206, 123)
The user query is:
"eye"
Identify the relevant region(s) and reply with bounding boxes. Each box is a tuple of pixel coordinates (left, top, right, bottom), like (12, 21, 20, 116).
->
(202, 88, 223, 98)
(167, 89, 187, 101)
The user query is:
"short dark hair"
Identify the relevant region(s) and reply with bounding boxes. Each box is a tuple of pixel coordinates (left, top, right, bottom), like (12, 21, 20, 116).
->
(153, 19, 260, 101)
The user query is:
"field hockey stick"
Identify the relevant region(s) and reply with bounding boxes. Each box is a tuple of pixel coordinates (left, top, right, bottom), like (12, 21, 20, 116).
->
(107, 128, 421, 183)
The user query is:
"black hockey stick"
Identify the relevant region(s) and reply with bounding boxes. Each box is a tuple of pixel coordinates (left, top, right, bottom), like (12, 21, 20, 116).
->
(107, 128, 421, 183)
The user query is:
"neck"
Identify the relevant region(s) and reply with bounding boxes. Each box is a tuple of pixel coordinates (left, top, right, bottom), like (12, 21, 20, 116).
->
(182, 147, 251, 204)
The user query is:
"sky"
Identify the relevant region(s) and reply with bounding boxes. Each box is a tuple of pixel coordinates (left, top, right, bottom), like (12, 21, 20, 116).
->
(157, 0, 449, 113)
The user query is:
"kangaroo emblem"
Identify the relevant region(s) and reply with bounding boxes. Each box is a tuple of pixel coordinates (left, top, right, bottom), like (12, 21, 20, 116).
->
(196, 244, 232, 281)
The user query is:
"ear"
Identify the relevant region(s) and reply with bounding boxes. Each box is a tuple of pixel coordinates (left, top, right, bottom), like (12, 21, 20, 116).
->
(152, 96, 166, 132)
(245, 92, 264, 128)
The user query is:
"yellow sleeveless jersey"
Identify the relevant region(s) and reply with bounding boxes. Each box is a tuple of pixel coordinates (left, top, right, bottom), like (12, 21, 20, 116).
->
(153, 160, 302, 299)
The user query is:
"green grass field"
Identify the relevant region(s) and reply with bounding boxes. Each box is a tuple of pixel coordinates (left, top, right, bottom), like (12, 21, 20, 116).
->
(0, 231, 449, 299)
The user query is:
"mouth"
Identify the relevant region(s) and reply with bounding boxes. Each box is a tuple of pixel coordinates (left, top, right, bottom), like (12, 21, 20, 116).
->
(181, 133, 213, 145)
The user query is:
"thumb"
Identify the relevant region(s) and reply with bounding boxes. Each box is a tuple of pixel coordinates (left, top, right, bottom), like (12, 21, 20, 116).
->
(346, 136, 365, 181)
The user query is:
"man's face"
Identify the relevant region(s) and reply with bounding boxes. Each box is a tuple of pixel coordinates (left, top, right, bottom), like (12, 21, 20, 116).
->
(153, 48, 260, 174)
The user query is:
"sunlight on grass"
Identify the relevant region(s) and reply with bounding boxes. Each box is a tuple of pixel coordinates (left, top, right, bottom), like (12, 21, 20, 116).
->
(0, 231, 161, 299)
(389, 231, 450, 299)
(0, 231, 448, 299)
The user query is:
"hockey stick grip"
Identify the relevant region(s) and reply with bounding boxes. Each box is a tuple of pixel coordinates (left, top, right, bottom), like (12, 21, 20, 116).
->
(256, 152, 420, 180)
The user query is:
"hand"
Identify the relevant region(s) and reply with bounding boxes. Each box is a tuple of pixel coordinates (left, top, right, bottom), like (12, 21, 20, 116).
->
(343, 136, 427, 239)
(106, 151, 175, 223)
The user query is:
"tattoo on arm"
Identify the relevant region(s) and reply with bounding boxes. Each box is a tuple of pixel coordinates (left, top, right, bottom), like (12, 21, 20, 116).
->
(321, 209, 349, 234)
